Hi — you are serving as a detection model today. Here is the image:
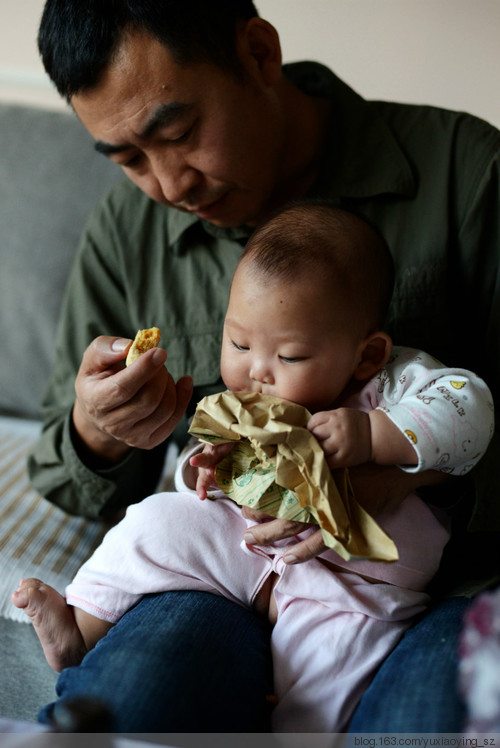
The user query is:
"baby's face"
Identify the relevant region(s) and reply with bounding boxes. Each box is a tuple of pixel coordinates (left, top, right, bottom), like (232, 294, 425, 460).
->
(221, 263, 366, 412)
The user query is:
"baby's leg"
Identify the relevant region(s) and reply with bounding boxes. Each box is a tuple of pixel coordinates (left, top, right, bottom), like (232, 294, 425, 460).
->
(66, 492, 272, 621)
(270, 572, 429, 732)
(11, 578, 112, 672)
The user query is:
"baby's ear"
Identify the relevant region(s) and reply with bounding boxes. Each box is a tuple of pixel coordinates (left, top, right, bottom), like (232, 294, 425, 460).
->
(353, 331, 392, 381)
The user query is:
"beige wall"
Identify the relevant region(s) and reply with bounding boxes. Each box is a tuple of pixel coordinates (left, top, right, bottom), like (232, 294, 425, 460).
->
(1, 0, 499, 127)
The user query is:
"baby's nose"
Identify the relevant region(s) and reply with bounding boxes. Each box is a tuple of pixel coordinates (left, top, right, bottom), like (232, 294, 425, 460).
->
(250, 360, 274, 384)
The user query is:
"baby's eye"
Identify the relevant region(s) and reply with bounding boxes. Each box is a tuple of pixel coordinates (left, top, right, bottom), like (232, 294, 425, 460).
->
(279, 356, 305, 364)
(231, 341, 249, 352)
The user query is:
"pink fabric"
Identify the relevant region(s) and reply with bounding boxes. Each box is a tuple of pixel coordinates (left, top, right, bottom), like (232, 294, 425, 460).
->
(66, 491, 436, 731)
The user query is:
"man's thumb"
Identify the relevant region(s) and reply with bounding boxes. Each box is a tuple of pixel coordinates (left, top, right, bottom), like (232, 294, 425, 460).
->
(111, 337, 131, 354)
(82, 336, 131, 374)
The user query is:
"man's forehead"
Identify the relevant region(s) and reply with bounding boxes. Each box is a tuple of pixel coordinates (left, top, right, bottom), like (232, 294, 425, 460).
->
(71, 30, 202, 138)
(92, 101, 194, 154)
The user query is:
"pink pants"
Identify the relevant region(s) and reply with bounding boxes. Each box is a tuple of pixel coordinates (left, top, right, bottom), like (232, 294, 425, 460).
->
(67, 492, 441, 732)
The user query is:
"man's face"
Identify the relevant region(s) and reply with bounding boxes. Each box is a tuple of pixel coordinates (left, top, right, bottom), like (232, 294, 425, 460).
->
(72, 29, 287, 227)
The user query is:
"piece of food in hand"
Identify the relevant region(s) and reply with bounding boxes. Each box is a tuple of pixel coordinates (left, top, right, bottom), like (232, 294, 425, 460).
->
(125, 327, 161, 366)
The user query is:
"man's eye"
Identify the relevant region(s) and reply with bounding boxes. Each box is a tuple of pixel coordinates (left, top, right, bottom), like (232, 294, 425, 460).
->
(169, 127, 192, 144)
(123, 154, 141, 169)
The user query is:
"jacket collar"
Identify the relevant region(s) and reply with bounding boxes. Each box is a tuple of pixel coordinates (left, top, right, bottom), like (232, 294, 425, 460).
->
(167, 205, 252, 253)
(286, 61, 415, 200)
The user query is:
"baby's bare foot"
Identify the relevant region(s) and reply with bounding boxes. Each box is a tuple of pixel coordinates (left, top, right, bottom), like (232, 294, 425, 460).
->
(11, 578, 87, 672)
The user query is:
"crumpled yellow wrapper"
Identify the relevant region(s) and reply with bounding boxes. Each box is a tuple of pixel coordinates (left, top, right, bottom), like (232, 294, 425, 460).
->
(188, 391, 398, 562)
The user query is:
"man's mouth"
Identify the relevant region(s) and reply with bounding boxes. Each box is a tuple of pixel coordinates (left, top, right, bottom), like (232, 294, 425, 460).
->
(188, 191, 230, 220)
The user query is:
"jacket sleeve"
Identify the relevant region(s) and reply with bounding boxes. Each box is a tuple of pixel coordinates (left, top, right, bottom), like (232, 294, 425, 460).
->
(27, 199, 168, 520)
(453, 125, 500, 530)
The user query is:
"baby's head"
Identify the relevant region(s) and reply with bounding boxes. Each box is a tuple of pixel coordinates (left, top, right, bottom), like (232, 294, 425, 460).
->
(221, 201, 394, 412)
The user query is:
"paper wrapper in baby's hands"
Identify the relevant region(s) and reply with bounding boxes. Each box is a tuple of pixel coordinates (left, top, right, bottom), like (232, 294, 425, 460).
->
(188, 391, 398, 562)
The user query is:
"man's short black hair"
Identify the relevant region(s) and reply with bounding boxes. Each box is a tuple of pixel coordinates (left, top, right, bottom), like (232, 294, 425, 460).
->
(38, 0, 260, 102)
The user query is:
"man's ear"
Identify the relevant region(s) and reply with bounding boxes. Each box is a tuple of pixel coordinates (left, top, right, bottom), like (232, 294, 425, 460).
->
(353, 331, 392, 381)
(237, 18, 282, 85)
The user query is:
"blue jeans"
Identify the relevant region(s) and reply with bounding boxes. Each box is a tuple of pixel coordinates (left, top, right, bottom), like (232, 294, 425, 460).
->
(348, 595, 471, 732)
(39, 591, 274, 732)
(39, 591, 469, 733)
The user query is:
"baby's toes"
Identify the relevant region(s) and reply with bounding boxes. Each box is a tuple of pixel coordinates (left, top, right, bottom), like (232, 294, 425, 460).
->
(11, 578, 48, 615)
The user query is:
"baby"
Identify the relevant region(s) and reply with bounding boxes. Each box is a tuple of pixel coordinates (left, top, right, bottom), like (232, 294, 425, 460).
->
(13, 202, 494, 733)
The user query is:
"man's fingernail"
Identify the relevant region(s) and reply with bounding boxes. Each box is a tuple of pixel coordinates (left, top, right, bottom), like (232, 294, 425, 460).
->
(283, 554, 298, 565)
(152, 347, 167, 365)
(244, 532, 255, 544)
(112, 338, 130, 352)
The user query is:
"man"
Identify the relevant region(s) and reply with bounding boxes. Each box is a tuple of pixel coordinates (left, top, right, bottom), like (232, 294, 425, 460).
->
(30, 0, 500, 733)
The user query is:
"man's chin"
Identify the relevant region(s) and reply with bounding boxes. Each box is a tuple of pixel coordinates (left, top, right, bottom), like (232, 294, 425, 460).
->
(201, 214, 249, 229)
(171, 193, 261, 229)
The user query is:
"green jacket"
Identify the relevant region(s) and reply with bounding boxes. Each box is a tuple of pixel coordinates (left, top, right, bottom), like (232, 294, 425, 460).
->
(28, 63, 500, 537)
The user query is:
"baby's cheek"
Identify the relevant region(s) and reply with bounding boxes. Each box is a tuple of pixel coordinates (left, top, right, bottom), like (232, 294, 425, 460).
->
(220, 359, 246, 392)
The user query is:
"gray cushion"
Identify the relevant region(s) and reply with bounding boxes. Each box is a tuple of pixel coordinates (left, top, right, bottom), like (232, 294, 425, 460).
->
(0, 104, 122, 419)
(0, 619, 57, 722)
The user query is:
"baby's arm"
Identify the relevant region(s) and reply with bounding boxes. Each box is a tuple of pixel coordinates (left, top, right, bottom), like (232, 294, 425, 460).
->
(308, 408, 418, 470)
(310, 348, 494, 476)
(370, 349, 494, 475)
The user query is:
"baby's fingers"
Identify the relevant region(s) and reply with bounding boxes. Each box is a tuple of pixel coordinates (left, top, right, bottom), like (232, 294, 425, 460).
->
(307, 411, 331, 431)
(190, 444, 217, 469)
(195, 467, 216, 501)
(190, 442, 233, 469)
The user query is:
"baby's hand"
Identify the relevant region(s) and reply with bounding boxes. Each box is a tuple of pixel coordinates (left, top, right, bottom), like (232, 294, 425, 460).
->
(308, 408, 372, 469)
(189, 442, 234, 500)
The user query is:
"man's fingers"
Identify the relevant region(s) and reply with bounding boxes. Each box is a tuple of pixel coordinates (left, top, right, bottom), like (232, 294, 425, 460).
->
(171, 375, 193, 423)
(80, 336, 132, 375)
(244, 517, 310, 545)
(282, 530, 326, 564)
(84, 363, 172, 435)
(142, 375, 193, 448)
(78, 341, 169, 415)
(243, 516, 325, 563)
(241, 506, 275, 523)
(104, 347, 168, 406)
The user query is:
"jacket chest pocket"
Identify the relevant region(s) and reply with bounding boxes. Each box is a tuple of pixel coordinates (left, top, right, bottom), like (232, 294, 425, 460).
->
(164, 327, 223, 388)
(163, 328, 225, 446)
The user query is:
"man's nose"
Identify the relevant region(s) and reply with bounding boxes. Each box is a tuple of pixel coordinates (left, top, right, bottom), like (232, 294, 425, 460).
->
(152, 153, 201, 206)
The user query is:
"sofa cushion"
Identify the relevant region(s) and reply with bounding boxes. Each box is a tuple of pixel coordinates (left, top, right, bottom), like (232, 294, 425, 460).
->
(0, 104, 122, 419)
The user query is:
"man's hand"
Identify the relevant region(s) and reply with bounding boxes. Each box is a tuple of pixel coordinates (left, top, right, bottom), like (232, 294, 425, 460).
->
(242, 465, 449, 564)
(241, 507, 326, 564)
(189, 442, 235, 500)
(72, 336, 193, 465)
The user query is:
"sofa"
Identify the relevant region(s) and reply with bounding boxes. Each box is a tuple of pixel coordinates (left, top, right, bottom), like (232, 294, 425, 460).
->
(3, 102, 500, 740)
(0, 103, 122, 724)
